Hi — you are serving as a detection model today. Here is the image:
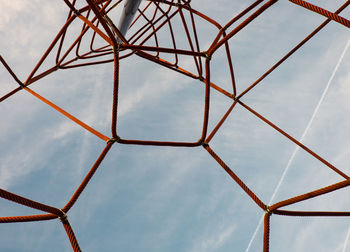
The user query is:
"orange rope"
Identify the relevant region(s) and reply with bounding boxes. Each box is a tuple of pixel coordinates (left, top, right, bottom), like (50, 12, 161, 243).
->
(263, 213, 271, 252)
(77, 14, 113, 45)
(24, 87, 109, 142)
(289, 0, 350, 28)
(1, 1, 350, 251)
(62, 220, 82, 252)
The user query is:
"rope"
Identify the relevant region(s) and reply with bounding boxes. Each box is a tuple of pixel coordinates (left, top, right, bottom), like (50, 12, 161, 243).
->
(111, 48, 120, 138)
(0, 189, 62, 216)
(270, 179, 350, 211)
(1, 1, 349, 251)
(245, 35, 350, 251)
(0, 214, 56, 223)
(289, 0, 350, 28)
(263, 213, 271, 252)
(23, 87, 109, 142)
(62, 142, 113, 213)
(62, 220, 82, 252)
(269, 35, 350, 202)
(237, 0, 350, 99)
(238, 100, 350, 179)
(205, 145, 267, 211)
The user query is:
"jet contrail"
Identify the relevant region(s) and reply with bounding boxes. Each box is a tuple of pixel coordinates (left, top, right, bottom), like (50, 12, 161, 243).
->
(245, 36, 350, 252)
(342, 226, 350, 252)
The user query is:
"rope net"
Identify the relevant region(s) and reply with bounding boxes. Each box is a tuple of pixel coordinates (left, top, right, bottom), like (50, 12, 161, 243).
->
(1, 0, 349, 251)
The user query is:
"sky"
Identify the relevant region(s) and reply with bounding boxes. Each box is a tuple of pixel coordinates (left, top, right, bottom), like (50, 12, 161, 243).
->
(0, 0, 350, 251)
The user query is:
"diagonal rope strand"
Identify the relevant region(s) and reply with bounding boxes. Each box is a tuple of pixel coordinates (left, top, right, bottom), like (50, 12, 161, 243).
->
(245, 36, 350, 252)
(268, 37, 350, 203)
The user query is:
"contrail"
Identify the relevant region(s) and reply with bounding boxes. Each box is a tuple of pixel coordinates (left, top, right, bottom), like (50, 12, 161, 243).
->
(245, 36, 350, 252)
(342, 226, 350, 252)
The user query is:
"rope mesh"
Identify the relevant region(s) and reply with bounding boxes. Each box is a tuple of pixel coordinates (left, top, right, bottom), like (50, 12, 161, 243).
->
(1, 0, 349, 251)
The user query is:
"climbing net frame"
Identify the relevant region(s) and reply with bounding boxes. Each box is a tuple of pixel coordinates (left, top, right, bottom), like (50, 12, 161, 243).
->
(1, 0, 350, 251)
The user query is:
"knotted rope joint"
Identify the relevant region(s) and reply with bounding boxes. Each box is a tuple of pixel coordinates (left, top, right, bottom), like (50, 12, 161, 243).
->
(107, 136, 120, 144)
(58, 210, 68, 223)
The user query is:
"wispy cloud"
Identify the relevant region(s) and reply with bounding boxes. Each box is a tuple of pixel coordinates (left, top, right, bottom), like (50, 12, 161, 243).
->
(1, 1, 350, 252)
(191, 223, 236, 252)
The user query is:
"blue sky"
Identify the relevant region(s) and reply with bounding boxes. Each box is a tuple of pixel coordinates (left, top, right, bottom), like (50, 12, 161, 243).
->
(1, 0, 350, 251)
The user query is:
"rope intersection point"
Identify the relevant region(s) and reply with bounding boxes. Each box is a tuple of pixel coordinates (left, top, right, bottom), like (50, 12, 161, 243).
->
(58, 210, 68, 223)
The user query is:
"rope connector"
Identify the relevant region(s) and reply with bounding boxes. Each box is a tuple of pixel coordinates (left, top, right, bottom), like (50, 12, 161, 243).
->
(107, 136, 120, 144)
(198, 139, 209, 148)
(72, 9, 80, 17)
(112, 44, 120, 53)
(266, 207, 272, 216)
(19, 82, 26, 89)
(58, 210, 68, 223)
(202, 51, 211, 60)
